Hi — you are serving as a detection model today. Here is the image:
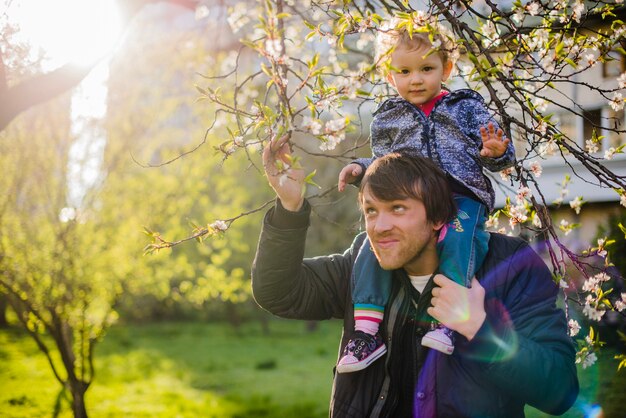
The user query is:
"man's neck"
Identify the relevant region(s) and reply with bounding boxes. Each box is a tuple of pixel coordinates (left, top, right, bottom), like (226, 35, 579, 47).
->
(403, 245, 439, 276)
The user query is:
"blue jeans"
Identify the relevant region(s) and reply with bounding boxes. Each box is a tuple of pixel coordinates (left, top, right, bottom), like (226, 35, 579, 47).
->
(352, 195, 490, 307)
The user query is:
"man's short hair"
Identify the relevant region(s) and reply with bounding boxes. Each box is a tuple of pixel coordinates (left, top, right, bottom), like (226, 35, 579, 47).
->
(359, 153, 457, 226)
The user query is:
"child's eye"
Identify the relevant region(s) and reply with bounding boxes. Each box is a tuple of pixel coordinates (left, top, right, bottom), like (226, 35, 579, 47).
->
(398, 69, 410, 75)
(392, 205, 405, 213)
(422, 66, 434, 72)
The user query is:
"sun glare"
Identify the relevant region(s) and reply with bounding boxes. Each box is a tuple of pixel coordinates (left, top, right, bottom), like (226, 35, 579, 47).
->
(9, 0, 122, 67)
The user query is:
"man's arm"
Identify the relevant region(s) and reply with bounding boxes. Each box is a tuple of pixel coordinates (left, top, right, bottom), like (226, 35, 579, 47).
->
(251, 199, 358, 320)
(463, 238, 579, 414)
(251, 137, 358, 320)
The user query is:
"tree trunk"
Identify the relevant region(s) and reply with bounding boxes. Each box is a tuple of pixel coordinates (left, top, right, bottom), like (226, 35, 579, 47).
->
(69, 380, 89, 418)
(0, 293, 9, 328)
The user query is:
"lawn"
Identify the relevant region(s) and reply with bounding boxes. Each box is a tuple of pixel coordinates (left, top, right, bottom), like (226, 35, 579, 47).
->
(0, 320, 623, 417)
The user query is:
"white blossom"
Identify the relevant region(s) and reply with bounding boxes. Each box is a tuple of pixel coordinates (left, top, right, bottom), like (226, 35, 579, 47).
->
(609, 93, 624, 111)
(526, 1, 540, 15)
(301, 116, 322, 135)
(210, 220, 229, 233)
(512, 8, 525, 24)
(356, 32, 375, 50)
(596, 238, 608, 258)
(516, 186, 533, 203)
(572, 0, 585, 23)
(532, 97, 548, 112)
(585, 140, 599, 154)
(559, 219, 572, 235)
(618, 72, 626, 89)
(500, 167, 514, 181)
(569, 196, 584, 214)
(325, 117, 347, 133)
(319, 133, 345, 151)
(529, 161, 543, 177)
(615, 293, 626, 312)
(509, 204, 529, 227)
(595, 272, 610, 283)
(532, 212, 542, 228)
(227, 3, 252, 33)
(604, 147, 617, 160)
(539, 139, 558, 157)
(485, 215, 499, 230)
(584, 53, 596, 67)
(583, 301, 605, 321)
(582, 276, 600, 292)
(480, 20, 500, 47)
(534, 119, 548, 135)
(265, 38, 284, 59)
(581, 352, 597, 369)
(568, 319, 581, 337)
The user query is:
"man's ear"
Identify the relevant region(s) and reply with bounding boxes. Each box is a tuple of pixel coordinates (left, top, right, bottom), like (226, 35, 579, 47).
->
(433, 221, 445, 232)
(442, 60, 454, 82)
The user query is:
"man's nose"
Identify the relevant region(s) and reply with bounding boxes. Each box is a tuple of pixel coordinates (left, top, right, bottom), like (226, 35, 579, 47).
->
(373, 213, 393, 233)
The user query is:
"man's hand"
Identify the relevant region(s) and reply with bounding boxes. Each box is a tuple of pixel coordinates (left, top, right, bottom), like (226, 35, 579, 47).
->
(480, 122, 510, 158)
(262, 135, 305, 212)
(427, 275, 486, 341)
(338, 163, 363, 192)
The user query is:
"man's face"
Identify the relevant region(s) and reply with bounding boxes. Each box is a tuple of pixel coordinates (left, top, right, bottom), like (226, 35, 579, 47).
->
(361, 186, 443, 276)
(387, 43, 453, 107)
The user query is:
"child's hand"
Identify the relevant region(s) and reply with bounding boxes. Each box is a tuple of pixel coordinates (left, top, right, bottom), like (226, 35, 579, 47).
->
(480, 122, 511, 158)
(338, 163, 363, 192)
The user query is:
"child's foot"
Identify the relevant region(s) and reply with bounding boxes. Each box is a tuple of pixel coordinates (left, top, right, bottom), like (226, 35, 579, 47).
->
(336, 331, 386, 373)
(421, 325, 455, 355)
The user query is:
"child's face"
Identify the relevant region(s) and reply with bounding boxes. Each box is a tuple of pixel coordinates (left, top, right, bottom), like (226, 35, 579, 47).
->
(387, 43, 453, 107)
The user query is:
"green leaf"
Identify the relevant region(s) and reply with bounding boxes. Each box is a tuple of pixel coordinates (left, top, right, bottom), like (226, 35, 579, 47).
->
(304, 170, 321, 189)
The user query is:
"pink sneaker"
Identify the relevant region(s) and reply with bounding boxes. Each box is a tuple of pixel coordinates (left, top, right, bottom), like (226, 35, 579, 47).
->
(421, 326, 455, 355)
(336, 331, 387, 373)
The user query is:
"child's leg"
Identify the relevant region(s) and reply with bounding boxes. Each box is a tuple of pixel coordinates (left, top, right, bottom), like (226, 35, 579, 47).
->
(421, 196, 490, 355)
(351, 238, 391, 335)
(436, 196, 489, 287)
(337, 238, 390, 373)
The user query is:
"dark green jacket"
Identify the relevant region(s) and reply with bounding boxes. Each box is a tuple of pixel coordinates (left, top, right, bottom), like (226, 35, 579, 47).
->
(252, 200, 579, 417)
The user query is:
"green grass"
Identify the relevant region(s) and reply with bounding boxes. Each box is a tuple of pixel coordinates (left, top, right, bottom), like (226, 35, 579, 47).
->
(0, 320, 340, 418)
(1, 320, 624, 417)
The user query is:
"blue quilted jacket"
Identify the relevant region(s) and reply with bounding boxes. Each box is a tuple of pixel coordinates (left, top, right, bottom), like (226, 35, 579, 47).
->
(355, 90, 516, 211)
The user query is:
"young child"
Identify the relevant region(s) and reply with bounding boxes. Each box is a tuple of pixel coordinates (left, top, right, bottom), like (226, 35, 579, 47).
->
(335, 16, 515, 373)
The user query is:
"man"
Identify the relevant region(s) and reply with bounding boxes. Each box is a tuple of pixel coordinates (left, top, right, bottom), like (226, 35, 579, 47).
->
(252, 137, 579, 417)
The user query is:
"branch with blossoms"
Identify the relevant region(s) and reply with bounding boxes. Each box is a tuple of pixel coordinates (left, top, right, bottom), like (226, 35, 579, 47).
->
(147, 0, 626, 367)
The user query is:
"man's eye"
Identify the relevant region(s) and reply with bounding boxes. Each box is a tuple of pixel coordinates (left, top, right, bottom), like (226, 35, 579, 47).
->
(392, 205, 405, 213)
(365, 207, 377, 215)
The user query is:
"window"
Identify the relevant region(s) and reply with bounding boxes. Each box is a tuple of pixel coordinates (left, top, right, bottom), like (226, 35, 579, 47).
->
(583, 108, 603, 149)
(556, 112, 577, 142)
(606, 108, 625, 148)
(603, 49, 626, 79)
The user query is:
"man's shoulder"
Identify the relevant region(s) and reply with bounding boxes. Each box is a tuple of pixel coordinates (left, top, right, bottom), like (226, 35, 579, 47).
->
(488, 232, 526, 248)
(485, 233, 530, 261)
(485, 233, 549, 273)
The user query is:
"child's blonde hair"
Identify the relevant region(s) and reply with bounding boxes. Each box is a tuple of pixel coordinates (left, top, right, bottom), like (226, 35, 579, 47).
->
(376, 14, 459, 73)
